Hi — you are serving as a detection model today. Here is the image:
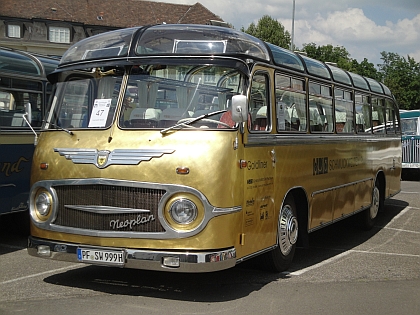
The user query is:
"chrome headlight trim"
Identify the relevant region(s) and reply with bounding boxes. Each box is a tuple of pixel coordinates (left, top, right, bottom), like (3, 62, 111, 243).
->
(29, 178, 242, 239)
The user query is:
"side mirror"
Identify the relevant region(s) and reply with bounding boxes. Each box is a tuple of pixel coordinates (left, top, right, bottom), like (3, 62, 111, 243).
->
(22, 102, 38, 145)
(231, 95, 248, 123)
(24, 102, 32, 124)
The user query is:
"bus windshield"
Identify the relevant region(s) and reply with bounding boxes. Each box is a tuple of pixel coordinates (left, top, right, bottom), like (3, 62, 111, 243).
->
(401, 118, 418, 135)
(45, 64, 244, 131)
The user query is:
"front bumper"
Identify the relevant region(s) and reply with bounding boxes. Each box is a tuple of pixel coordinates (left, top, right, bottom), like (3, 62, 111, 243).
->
(402, 162, 420, 169)
(28, 236, 237, 273)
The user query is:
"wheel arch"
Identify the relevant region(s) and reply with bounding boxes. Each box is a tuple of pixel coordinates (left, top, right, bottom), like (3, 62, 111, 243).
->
(374, 170, 386, 211)
(284, 187, 309, 248)
(375, 170, 386, 194)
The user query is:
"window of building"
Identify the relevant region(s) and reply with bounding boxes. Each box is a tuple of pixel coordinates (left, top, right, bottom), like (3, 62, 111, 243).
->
(7, 24, 21, 38)
(49, 26, 70, 43)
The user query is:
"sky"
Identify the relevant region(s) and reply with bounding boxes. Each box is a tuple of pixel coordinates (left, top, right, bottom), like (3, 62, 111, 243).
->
(156, 0, 420, 67)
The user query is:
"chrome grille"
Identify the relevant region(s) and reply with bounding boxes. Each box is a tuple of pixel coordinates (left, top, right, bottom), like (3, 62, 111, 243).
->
(402, 137, 420, 163)
(53, 185, 166, 232)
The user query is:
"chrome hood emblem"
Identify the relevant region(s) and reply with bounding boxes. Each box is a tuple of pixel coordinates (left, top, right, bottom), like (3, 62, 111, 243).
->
(54, 148, 175, 168)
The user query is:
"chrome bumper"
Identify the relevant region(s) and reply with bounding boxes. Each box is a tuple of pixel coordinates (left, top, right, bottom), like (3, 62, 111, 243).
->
(28, 236, 236, 273)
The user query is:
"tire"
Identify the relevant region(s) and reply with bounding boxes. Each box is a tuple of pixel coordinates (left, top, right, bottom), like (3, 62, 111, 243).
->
(360, 180, 383, 230)
(261, 195, 298, 272)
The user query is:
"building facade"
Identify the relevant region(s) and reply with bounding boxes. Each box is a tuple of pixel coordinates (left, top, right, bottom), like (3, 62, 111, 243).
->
(0, 0, 226, 56)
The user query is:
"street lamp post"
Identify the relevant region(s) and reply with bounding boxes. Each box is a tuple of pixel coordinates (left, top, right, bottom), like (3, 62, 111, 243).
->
(291, 0, 295, 51)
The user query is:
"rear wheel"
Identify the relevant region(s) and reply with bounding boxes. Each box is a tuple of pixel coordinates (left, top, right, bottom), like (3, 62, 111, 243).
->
(360, 180, 383, 230)
(261, 195, 298, 272)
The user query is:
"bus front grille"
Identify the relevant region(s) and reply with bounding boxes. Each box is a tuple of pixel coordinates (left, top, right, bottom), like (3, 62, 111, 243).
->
(402, 138, 420, 164)
(53, 185, 166, 232)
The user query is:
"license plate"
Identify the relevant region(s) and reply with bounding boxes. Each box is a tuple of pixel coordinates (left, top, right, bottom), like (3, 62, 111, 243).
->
(77, 248, 125, 266)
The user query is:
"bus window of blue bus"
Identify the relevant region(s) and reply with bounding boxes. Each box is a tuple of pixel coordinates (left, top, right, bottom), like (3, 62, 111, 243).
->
(0, 47, 59, 220)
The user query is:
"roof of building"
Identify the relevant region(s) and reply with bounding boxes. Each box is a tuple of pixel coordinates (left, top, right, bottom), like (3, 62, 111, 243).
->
(0, 0, 225, 27)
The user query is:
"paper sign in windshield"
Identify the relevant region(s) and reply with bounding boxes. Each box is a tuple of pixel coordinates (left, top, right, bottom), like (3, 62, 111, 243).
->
(88, 99, 111, 127)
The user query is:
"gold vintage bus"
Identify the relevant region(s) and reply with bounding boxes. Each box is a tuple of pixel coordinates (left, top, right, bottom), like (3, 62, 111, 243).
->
(27, 25, 401, 272)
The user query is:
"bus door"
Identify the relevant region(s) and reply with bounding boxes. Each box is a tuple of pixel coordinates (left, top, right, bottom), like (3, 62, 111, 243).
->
(241, 71, 276, 256)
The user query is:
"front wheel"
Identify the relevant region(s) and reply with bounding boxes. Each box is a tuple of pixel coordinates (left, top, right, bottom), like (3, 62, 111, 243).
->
(261, 195, 298, 272)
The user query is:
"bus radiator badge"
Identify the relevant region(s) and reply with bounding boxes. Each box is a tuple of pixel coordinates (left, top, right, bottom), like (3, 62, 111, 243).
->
(97, 150, 110, 168)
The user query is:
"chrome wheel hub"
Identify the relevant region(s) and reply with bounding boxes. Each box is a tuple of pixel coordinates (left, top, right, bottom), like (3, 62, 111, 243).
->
(278, 205, 298, 255)
(370, 186, 380, 219)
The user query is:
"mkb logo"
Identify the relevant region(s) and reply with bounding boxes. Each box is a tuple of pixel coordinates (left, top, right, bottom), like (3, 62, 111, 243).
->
(313, 157, 328, 175)
(96, 150, 110, 168)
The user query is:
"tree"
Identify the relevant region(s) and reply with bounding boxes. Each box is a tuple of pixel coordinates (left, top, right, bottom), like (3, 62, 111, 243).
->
(301, 43, 380, 80)
(301, 43, 350, 64)
(241, 15, 291, 49)
(378, 52, 420, 110)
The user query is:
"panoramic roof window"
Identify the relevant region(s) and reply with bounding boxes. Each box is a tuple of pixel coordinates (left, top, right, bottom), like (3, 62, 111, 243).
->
(300, 55, 331, 79)
(0, 50, 41, 76)
(365, 77, 384, 94)
(267, 43, 304, 72)
(60, 28, 136, 64)
(173, 40, 227, 54)
(326, 64, 352, 85)
(348, 72, 369, 90)
(136, 25, 270, 61)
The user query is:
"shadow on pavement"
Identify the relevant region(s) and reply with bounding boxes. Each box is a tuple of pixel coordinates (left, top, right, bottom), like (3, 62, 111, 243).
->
(42, 198, 409, 302)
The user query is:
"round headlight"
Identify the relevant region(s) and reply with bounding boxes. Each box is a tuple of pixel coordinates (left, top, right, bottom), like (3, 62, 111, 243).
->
(169, 199, 197, 224)
(35, 192, 52, 217)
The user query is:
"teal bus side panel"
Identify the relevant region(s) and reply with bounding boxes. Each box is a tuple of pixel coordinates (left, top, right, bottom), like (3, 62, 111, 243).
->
(0, 144, 33, 215)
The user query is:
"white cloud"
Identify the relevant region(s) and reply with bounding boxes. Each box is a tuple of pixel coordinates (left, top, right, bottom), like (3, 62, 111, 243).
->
(156, 0, 420, 64)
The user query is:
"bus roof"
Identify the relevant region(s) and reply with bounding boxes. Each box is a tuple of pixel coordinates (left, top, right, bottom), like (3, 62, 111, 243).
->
(58, 24, 390, 96)
(0, 47, 59, 77)
(401, 110, 420, 119)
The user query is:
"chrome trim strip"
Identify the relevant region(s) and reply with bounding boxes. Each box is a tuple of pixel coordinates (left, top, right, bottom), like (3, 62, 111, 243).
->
(64, 205, 151, 214)
(54, 148, 175, 169)
(28, 236, 237, 273)
(213, 205, 242, 214)
(246, 134, 402, 146)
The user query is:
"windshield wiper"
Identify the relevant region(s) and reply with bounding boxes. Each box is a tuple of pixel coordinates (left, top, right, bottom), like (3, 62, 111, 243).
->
(45, 121, 74, 135)
(160, 109, 227, 135)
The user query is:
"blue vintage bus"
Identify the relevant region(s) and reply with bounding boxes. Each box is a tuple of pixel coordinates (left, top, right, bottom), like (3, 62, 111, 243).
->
(401, 110, 420, 178)
(0, 47, 59, 217)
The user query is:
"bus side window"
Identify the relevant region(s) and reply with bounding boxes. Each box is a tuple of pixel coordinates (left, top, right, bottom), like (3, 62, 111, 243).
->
(309, 82, 333, 133)
(385, 100, 398, 133)
(249, 72, 269, 131)
(355, 93, 371, 133)
(275, 73, 306, 132)
(334, 88, 354, 133)
(372, 97, 385, 133)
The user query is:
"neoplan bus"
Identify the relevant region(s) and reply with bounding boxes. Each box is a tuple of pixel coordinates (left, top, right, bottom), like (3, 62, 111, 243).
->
(27, 25, 401, 273)
(0, 47, 58, 217)
(401, 109, 420, 178)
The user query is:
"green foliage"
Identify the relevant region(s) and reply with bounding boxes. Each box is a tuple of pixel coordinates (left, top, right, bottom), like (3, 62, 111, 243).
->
(378, 52, 420, 110)
(301, 43, 380, 80)
(301, 43, 350, 64)
(241, 15, 291, 49)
